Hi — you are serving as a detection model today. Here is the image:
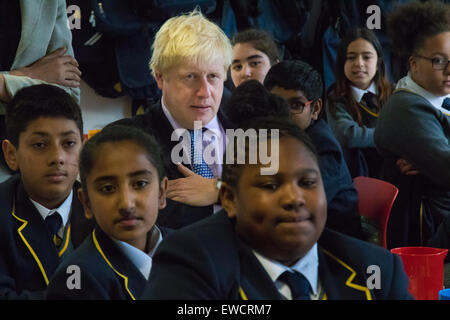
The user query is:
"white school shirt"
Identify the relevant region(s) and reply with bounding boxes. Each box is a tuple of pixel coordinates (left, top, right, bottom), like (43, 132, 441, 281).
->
(253, 243, 321, 300)
(111, 226, 163, 280)
(30, 190, 73, 239)
(350, 82, 378, 103)
(396, 72, 450, 112)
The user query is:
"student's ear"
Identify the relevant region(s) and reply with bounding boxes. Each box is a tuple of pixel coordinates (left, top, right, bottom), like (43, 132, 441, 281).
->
(408, 55, 418, 74)
(158, 176, 168, 210)
(311, 99, 323, 121)
(77, 188, 94, 220)
(219, 182, 238, 218)
(2, 139, 19, 171)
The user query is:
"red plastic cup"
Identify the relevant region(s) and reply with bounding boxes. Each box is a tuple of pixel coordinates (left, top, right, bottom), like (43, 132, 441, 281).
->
(391, 247, 448, 300)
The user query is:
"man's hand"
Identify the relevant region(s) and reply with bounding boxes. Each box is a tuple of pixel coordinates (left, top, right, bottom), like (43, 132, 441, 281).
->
(11, 47, 81, 87)
(396, 158, 420, 176)
(167, 163, 219, 206)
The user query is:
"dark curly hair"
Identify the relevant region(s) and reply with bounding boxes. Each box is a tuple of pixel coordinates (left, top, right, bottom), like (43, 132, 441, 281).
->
(225, 79, 291, 127)
(387, 0, 450, 57)
(221, 116, 317, 190)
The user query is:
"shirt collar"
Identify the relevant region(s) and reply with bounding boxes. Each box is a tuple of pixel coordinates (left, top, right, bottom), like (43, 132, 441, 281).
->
(30, 190, 73, 228)
(111, 226, 163, 280)
(253, 243, 319, 295)
(396, 72, 450, 111)
(350, 82, 377, 103)
(161, 97, 225, 170)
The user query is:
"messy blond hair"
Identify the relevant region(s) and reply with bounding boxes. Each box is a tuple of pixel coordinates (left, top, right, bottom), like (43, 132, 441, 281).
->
(149, 10, 232, 77)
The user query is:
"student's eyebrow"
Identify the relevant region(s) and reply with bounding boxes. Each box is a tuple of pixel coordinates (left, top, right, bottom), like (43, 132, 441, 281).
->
(60, 130, 79, 136)
(430, 52, 448, 57)
(245, 54, 264, 61)
(232, 54, 264, 65)
(30, 131, 50, 137)
(30, 130, 79, 137)
(93, 170, 153, 184)
(299, 168, 320, 175)
(273, 168, 320, 177)
(128, 170, 153, 178)
(347, 51, 375, 55)
(253, 167, 319, 179)
(93, 175, 117, 184)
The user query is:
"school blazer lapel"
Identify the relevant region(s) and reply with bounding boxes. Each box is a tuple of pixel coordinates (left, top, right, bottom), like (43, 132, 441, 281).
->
(236, 238, 282, 300)
(318, 231, 373, 300)
(12, 181, 59, 286)
(91, 227, 146, 300)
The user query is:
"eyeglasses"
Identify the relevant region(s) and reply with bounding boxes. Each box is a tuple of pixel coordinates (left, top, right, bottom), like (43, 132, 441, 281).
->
(414, 55, 450, 70)
(289, 99, 314, 114)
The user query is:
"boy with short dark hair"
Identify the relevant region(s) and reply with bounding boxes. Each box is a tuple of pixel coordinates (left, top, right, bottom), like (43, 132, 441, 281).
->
(0, 84, 92, 299)
(264, 60, 363, 239)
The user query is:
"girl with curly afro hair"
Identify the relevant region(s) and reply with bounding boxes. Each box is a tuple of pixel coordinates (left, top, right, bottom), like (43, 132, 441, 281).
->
(374, 0, 450, 249)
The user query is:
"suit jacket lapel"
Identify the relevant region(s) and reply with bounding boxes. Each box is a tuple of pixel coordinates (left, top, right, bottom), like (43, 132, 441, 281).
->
(12, 181, 59, 286)
(148, 102, 190, 178)
(92, 227, 146, 300)
(236, 238, 282, 300)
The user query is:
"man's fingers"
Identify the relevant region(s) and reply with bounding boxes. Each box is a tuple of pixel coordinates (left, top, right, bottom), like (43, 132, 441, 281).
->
(58, 55, 78, 66)
(47, 47, 67, 57)
(64, 69, 82, 81)
(177, 163, 195, 177)
(167, 178, 182, 189)
(166, 189, 185, 202)
(61, 79, 81, 88)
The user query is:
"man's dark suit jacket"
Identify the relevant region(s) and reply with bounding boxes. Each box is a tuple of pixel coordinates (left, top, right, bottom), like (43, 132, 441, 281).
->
(46, 226, 170, 300)
(141, 210, 413, 300)
(0, 175, 93, 299)
(107, 101, 234, 229)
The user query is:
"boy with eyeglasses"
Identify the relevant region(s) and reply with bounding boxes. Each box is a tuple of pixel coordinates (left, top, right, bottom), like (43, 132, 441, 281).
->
(264, 60, 364, 240)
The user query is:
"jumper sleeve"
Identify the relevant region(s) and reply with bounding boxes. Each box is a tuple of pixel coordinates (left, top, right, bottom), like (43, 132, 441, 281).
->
(326, 102, 375, 149)
(375, 92, 450, 188)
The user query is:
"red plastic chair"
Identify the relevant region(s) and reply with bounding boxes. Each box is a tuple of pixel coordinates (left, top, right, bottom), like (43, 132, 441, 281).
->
(353, 176, 399, 248)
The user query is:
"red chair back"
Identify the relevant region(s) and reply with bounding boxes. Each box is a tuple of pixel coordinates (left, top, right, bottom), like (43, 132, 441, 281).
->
(353, 176, 399, 248)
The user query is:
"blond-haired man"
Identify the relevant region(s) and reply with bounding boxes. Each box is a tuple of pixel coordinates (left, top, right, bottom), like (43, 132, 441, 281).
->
(109, 10, 234, 229)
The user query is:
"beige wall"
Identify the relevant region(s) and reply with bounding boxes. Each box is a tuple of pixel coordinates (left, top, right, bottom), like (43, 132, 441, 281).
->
(79, 80, 132, 135)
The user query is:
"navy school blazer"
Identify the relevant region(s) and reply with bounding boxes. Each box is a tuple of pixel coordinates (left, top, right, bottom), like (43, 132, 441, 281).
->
(106, 100, 235, 229)
(0, 175, 93, 299)
(46, 225, 171, 300)
(141, 210, 413, 300)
